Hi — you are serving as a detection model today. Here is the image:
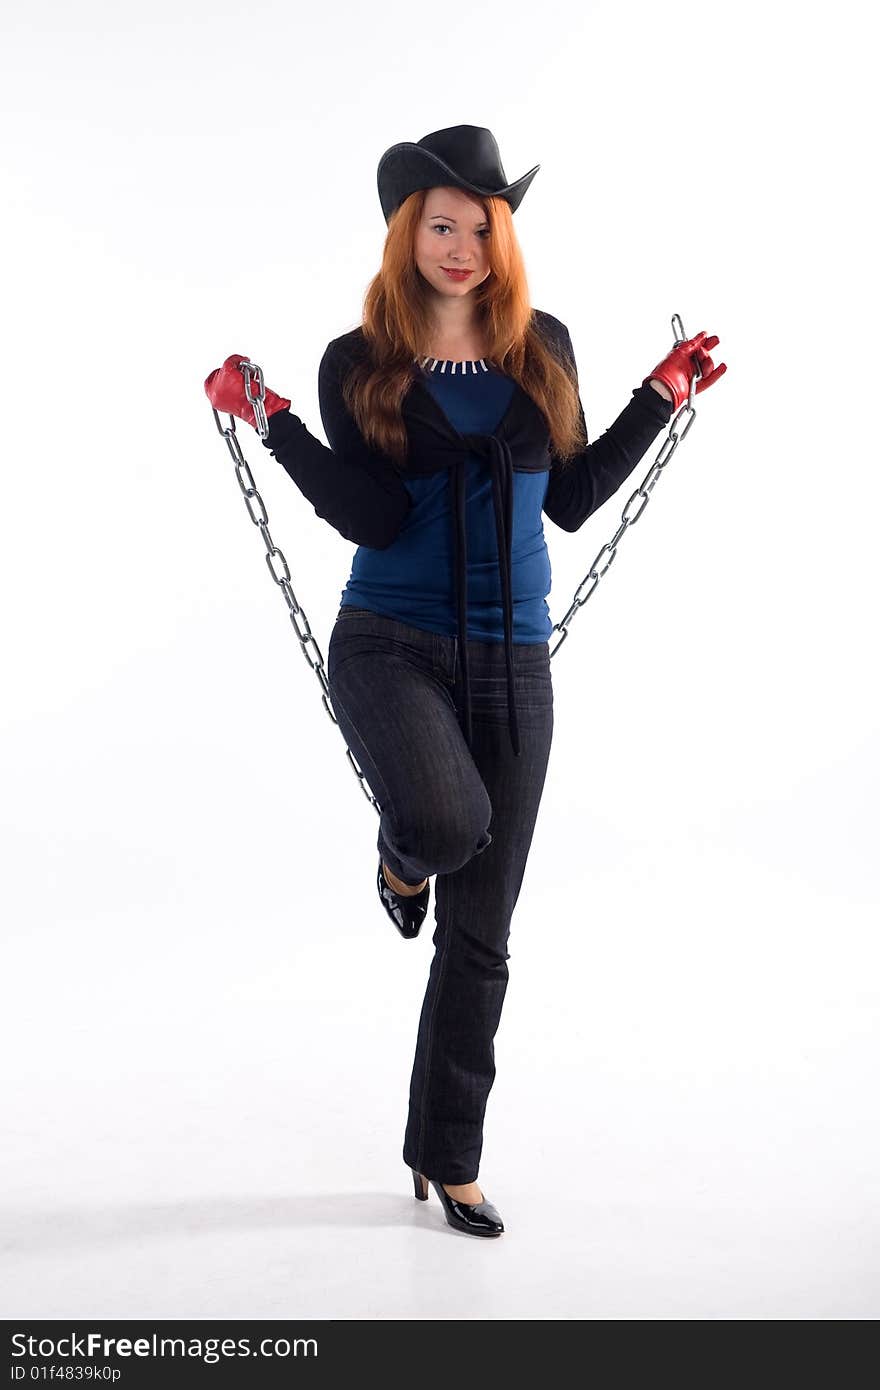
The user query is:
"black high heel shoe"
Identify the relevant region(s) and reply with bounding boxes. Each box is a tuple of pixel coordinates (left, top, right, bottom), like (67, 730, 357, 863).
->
(410, 1166, 505, 1237)
(377, 858, 430, 940)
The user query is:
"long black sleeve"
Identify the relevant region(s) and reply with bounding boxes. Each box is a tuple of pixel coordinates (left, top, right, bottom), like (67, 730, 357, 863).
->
(259, 341, 412, 550)
(542, 322, 674, 534)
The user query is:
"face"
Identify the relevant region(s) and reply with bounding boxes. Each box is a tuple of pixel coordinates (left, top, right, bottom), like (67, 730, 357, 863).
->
(414, 185, 492, 297)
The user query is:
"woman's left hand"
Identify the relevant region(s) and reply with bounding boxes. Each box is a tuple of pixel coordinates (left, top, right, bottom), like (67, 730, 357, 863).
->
(643, 330, 727, 410)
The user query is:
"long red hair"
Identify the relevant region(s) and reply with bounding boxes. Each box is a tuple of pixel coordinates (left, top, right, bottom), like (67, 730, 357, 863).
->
(338, 188, 587, 468)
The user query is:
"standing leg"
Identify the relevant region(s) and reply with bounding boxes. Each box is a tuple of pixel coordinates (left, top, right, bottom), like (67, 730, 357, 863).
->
(403, 641, 554, 1185)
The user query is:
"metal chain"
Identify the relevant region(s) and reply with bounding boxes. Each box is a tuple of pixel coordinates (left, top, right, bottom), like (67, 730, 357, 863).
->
(548, 313, 700, 656)
(210, 313, 699, 815)
(210, 371, 383, 816)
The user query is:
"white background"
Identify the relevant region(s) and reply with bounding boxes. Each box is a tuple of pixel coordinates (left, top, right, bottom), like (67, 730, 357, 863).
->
(2, 0, 877, 1320)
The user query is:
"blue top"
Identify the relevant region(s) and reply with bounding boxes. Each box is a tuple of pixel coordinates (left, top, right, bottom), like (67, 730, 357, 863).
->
(339, 355, 552, 643)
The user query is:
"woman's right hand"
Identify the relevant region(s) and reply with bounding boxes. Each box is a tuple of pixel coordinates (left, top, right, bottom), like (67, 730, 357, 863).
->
(204, 353, 292, 428)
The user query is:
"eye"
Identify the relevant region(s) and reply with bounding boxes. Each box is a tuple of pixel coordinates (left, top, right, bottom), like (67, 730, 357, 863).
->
(432, 224, 490, 238)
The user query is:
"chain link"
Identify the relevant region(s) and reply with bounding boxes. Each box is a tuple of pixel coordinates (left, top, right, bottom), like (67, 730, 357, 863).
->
(210, 314, 699, 815)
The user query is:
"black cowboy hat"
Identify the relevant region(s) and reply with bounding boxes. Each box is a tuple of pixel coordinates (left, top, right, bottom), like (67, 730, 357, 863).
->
(377, 124, 540, 226)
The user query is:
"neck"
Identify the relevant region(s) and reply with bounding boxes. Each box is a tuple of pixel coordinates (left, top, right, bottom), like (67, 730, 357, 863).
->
(422, 318, 487, 360)
(427, 290, 483, 344)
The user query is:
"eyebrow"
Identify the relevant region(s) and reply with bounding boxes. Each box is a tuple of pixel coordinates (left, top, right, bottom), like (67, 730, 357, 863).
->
(429, 214, 489, 228)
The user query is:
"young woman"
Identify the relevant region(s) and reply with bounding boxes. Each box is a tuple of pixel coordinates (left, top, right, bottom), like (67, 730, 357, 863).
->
(204, 124, 726, 1238)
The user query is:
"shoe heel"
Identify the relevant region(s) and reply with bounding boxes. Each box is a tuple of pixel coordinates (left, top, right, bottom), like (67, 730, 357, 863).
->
(411, 1167, 428, 1200)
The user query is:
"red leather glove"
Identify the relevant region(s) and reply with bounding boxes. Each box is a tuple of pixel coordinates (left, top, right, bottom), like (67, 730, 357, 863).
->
(643, 331, 727, 410)
(203, 353, 291, 429)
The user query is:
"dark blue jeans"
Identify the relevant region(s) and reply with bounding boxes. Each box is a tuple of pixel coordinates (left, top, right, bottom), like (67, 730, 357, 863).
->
(327, 605, 555, 1185)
